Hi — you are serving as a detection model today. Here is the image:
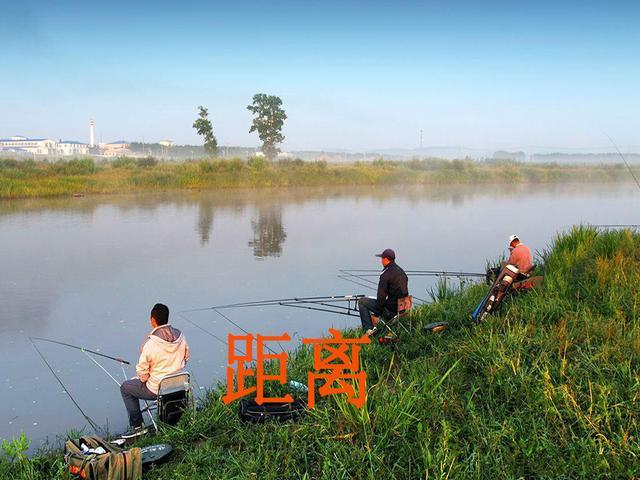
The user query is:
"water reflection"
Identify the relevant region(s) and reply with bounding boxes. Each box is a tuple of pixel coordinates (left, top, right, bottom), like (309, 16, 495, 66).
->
(197, 201, 215, 245)
(248, 206, 287, 258)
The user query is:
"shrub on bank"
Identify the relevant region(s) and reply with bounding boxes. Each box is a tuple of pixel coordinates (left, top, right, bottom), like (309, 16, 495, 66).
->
(53, 158, 96, 175)
(137, 157, 158, 168)
(112, 157, 138, 169)
(248, 156, 267, 170)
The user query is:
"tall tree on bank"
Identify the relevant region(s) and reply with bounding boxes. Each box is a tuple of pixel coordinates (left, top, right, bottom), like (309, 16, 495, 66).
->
(247, 94, 287, 161)
(192, 106, 218, 156)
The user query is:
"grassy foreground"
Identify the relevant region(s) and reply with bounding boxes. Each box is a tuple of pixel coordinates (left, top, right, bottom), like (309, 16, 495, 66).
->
(2, 226, 639, 478)
(0, 156, 637, 199)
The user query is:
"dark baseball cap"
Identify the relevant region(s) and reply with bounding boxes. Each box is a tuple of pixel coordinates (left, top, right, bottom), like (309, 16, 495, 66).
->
(375, 248, 396, 260)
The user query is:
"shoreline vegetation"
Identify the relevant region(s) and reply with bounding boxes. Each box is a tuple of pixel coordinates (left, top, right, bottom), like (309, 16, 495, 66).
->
(1, 156, 638, 200)
(2, 226, 639, 478)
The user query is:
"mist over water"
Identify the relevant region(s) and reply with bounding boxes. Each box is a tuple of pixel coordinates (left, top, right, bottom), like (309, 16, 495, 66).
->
(0, 183, 637, 450)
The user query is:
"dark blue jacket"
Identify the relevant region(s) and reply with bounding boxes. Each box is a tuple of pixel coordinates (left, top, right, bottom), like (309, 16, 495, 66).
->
(376, 262, 409, 314)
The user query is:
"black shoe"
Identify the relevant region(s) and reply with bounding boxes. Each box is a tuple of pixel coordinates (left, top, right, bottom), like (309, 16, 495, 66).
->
(120, 425, 148, 439)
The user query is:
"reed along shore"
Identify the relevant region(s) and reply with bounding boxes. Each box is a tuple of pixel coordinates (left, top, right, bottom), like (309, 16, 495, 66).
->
(1, 156, 637, 199)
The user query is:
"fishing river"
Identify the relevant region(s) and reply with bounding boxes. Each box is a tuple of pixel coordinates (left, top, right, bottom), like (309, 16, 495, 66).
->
(1, 183, 637, 451)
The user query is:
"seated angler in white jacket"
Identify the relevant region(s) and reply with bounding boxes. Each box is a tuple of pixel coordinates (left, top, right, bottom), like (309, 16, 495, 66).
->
(119, 303, 190, 439)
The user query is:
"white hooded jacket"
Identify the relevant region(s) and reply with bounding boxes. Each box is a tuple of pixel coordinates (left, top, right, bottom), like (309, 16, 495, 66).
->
(136, 324, 190, 394)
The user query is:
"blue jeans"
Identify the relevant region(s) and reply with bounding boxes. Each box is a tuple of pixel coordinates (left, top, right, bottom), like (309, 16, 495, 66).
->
(358, 297, 382, 330)
(120, 379, 156, 427)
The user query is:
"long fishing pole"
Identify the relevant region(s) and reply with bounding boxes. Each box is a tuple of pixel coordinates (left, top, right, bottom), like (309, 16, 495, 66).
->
(29, 337, 102, 435)
(178, 313, 247, 357)
(201, 296, 365, 317)
(280, 298, 360, 312)
(592, 224, 640, 228)
(338, 270, 429, 304)
(82, 351, 123, 388)
(341, 269, 485, 278)
(30, 337, 130, 365)
(280, 302, 359, 317)
(338, 271, 378, 287)
(606, 133, 640, 192)
(213, 309, 280, 355)
(337, 274, 379, 292)
(181, 294, 365, 313)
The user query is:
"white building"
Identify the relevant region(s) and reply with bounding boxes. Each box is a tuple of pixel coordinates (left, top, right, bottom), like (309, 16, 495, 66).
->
(55, 141, 89, 156)
(100, 140, 131, 157)
(0, 136, 88, 157)
(0, 136, 56, 155)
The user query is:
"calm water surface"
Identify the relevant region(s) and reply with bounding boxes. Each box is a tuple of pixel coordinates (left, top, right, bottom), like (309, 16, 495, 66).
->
(0, 183, 636, 449)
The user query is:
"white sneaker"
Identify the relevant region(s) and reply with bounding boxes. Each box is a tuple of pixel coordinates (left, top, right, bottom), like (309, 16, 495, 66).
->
(120, 425, 148, 439)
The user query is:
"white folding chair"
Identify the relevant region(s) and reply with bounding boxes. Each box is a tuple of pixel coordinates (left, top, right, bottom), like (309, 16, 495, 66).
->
(142, 372, 192, 431)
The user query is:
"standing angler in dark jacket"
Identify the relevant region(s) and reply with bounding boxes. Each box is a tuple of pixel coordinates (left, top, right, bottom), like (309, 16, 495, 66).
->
(358, 248, 409, 336)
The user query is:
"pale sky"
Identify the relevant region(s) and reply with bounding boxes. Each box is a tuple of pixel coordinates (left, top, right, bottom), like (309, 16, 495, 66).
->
(1, 0, 638, 151)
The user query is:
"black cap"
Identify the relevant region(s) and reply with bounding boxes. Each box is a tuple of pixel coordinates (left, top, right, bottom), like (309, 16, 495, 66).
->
(375, 248, 396, 260)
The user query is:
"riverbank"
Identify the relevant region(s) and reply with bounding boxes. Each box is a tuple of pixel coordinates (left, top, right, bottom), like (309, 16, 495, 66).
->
(0, 157, 636, 199)
(2, 226, 638, 478)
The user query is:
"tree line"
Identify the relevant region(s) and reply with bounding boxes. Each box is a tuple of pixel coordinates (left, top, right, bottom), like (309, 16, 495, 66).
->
(193, 94, 287, 161)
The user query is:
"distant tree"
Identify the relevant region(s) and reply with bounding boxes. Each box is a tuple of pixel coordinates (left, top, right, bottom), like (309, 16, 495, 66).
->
(246, 94, 287, 161)
(192, 106, 218, 156)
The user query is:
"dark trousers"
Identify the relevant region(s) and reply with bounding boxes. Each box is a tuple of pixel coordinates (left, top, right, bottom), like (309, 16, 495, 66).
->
(358, 297, 382, 330)
(120, 379, 156, 427)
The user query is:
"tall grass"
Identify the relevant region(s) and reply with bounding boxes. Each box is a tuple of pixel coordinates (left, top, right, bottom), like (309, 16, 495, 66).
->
(1, 227, 638, 478)
(0, 157, 637, 199)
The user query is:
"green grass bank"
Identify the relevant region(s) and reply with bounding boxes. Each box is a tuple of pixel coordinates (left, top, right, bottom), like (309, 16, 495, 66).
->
(2, 226, 639, 478)
(0, 157, 637, 199)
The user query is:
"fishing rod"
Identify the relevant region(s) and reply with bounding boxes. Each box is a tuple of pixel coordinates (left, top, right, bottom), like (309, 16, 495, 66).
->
(592, 224, 640, 228)
(179, 307, 290, 356)
(337, 274, 378, 291)
(279, 302, 359, 317)
(213, 309, 281, 355)
(32, 336, 130, 398)
(337, 274, 385, 295)
(338, 271, 378, 288)
(30, 337, 131, 365)
(181, 294, 366, 313)
(29, 337, 102, 435)
(198, 297, 364, 321)
(606, 133, 640, 192)
(340, 269, 486, 278)
(337, 270, 429, 304)
(178, 313, 248, 357)
(82, 351, 125, 388)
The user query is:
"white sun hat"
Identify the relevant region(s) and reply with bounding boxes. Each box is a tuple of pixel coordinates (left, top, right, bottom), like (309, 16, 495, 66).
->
(508, 234, 519, 244)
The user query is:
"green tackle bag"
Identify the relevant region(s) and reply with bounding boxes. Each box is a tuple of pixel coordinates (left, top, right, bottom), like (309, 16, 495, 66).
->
(64, 435, 142, 480)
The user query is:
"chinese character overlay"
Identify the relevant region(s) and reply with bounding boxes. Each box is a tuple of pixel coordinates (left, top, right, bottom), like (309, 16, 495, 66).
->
(222, 333, 292, 405)
(302, 328, 371, 408)
(223, 329, 370, 408)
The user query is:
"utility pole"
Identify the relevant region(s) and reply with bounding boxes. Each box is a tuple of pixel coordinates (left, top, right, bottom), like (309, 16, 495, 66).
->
(420, 129, 423, 149)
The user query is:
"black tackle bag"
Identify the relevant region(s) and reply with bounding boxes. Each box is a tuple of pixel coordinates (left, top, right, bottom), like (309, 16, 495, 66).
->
(238, 399, 307, 423)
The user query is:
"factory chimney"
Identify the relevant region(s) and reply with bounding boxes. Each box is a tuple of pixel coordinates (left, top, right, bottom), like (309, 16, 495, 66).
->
(89, 118, 95, 147)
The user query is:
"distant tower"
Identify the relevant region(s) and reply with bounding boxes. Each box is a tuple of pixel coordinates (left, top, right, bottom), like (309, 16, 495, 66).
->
(89, 118, 95, 147)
